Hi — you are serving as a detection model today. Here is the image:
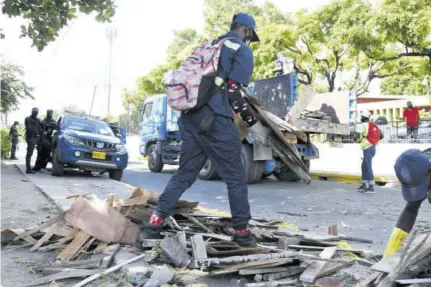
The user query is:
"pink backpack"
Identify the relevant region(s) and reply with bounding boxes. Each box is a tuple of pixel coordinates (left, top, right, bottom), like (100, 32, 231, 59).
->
(165, 38, 233, 111)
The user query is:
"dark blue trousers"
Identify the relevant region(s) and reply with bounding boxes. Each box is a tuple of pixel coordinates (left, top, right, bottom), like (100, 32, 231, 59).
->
(361, 145, 376, 185)
(10, 138, 18, 157)
(156, 106, 251, 230)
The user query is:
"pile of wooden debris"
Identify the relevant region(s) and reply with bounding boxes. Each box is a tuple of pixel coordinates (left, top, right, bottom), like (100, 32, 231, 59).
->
(2, 188, 430, 287)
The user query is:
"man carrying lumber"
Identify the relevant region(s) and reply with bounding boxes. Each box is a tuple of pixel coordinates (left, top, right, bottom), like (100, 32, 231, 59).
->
(137, 13, 269, 248)
(384, 149, 431, 258)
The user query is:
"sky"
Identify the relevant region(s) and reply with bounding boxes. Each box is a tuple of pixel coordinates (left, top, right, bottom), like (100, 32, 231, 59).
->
(1, 0, 332, 123)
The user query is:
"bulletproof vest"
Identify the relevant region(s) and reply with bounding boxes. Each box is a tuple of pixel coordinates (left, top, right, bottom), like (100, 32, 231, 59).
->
(9, 126, 18, 139)
(25, 117, 41, 138)
(42, 118, 57, 131)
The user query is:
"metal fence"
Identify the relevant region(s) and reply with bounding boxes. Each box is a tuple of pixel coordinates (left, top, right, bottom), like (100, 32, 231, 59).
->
(311, 119, 431, 144)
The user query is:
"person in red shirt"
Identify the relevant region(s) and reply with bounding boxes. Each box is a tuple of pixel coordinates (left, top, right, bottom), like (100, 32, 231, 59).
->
(401, 101, 420, 139)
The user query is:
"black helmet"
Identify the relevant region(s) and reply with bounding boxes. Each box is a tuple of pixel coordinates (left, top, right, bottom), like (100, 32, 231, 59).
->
(13, 121, 19, 125)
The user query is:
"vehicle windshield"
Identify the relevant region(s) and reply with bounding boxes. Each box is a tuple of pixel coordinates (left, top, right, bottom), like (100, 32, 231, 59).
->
(63, 116, 114, 136)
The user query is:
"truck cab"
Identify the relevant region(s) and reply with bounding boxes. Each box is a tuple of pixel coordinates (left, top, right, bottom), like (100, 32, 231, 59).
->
(52, 112, 128, 181)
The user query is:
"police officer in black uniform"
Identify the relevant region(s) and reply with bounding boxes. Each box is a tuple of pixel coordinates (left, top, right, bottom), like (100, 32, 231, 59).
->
(9, 121, 20, 160)
(34, 109, 57, 171)
(138, 13, 267, 248)
(24, 108, 42, 174)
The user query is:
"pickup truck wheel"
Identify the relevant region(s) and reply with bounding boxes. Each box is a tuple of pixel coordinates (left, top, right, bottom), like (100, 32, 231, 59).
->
(199, 159, 220, 180)
(241, 144, 265, 184)
(274, 159, 310, 182)
(51, 149, 64, 177)
(148, 144, 164, 173)
(109, 170, 123, 181)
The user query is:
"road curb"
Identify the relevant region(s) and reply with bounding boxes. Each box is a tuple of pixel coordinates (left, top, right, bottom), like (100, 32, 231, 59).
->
(310, 171, 398, 185)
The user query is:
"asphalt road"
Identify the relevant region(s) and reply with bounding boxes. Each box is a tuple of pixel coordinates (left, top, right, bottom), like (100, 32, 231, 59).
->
(122, 161, 431, 253)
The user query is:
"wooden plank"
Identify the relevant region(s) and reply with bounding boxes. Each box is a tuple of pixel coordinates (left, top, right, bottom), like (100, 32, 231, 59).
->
(263, 266, 305, 281)
(34, 258, 102, 272)
(24, 268, 105, 286)
(207, 248, 265, 257)
(358, 271, 381, 287)
(184, 215, 213, 233)
(93, 244, 121, 268)
(2, 228, 37, 245)
(328, 224, 338, 235)
(396, 278, 431, 285)
(42, 220, 73, 237)
(186, 231, 231, 241)
(37, 229, 79, 252)
(210, 258, 294, 275)
(244, 279, 298, 287)
(239, 267, 289, 275)
(30, 232, 53, 252)
(71, 253, 149, 287)
(300, 247, 337, 283)
(14, 213, 65, 241)
(57, 231, 91, 261)
(317, 259, 355, 279)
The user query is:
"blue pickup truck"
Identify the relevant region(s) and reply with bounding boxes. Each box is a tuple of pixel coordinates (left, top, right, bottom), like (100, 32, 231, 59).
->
(51, 112, 128, 181)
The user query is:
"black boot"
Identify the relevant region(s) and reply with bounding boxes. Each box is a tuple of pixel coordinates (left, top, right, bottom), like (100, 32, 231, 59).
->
(365, 185, 375, 194)
(357, 184, 367, 192)
(26, 170, 36, 174)
(232, 231, 257, 248)
(136, 223, 163, 245)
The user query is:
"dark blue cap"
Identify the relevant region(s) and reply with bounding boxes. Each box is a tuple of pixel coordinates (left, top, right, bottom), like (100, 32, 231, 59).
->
(32, 107, 39, 113)
(231, 12, 259, 42)
(394, 149, 430, 202)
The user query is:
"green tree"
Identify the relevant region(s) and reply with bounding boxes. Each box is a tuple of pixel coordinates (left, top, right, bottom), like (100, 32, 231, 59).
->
(1, 63, 34, 122)
(61, 104, 86, 114)
(2, 0, 115, 51)
(380, 75, 428, 96)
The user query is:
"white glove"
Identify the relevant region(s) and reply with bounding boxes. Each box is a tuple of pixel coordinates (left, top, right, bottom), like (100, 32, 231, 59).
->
(248, 121, 270, 146)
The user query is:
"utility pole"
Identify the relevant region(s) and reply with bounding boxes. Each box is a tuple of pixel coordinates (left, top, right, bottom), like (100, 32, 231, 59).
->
(106, 27, 116, 118)
(89, 85, 97, 115)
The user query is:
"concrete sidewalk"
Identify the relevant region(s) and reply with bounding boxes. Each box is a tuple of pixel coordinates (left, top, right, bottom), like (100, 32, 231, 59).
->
(15, 164, 134, 211)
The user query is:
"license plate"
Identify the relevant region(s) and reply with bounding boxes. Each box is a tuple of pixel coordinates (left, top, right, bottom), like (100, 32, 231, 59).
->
(92, 151, 106, 160)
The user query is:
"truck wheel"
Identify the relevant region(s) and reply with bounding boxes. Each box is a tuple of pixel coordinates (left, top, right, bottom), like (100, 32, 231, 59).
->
(241, 144, 265, 184)
(148, 144, 164, 173)
(199, 159, 220, 180)
(51, 149, 64, 177)
(109, 170, 123, 181)
(274, 159, 310, 182)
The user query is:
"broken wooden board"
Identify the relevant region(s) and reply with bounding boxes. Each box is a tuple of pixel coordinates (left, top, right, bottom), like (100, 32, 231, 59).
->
(93, 244, 121, 268)
(34, 258, 103, 272)
(184, 215, 213, 233)
(210, 258, 295, 275)
(2, 228, 37, 245)
(244, 279, 298, 287)
(30, 232, 53, 252)
(65, 197, 139, 244)
(57, 231, 91, 261)
(14, 213, 65, 241)
(317, 259, 355, 279)
(207, 248, 265, 257)
(24, 268, 105, 286)
(300, 247, 337, 283)
(42, 220, 73, 237)
(262, 266, 305, 281)
(239, 266, 290, 275)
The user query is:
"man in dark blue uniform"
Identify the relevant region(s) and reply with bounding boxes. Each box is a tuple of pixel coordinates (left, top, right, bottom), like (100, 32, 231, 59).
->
(24, 107, 41, 174)
(9, 121, 20, 160)
(138, 13, 268, 248)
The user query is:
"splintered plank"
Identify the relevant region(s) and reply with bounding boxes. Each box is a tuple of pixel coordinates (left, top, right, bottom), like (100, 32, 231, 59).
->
(210, 258, 294, 275)
(207, 248, 265, 257)
(23, 268, 104, 286)
(300, 247, 337, 283)
(57, 231, 91, 261)
(14, 213, 65, 241)
(42, 220, 73, 237)
(2, 229, 37, 245)
(30, 232, 53, 252)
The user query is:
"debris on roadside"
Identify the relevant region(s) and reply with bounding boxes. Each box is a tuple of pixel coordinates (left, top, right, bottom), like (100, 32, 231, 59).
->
(3, 187, 430, 287)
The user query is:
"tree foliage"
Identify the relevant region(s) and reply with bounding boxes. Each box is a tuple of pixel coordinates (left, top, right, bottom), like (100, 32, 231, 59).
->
(380, 75, 428, 96)
(1, 63, 34, 115)
(2, 0, 115, 51)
